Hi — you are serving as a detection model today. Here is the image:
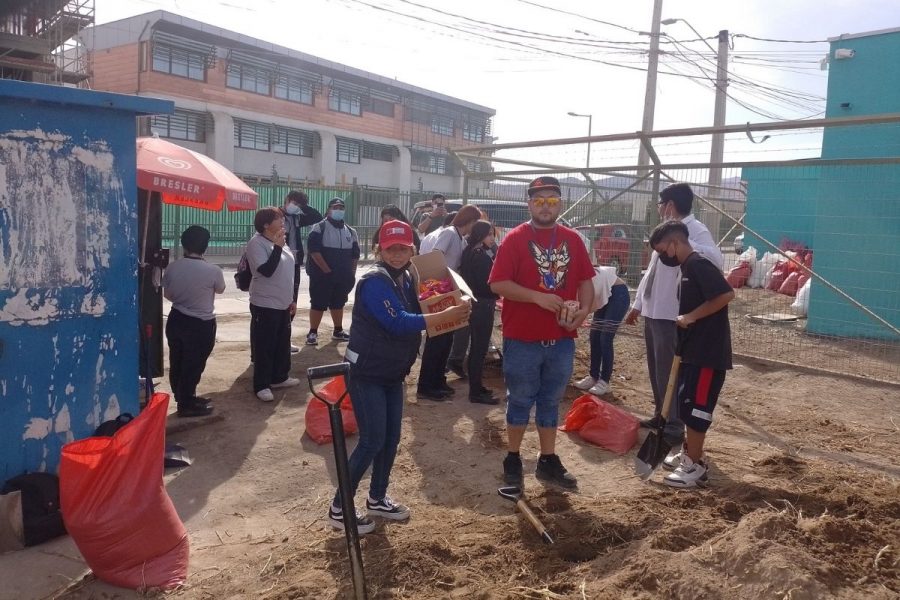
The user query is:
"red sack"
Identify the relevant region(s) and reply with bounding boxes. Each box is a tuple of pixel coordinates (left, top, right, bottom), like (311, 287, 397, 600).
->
(578, 401, 640, 455)
(778, 271, 802, 297)
(305, 376, 358, 444)
(767, 261, 789, 291)
(59, 393, 188, 590)
(725, 261, 752, 289)
(559, 395, 602, 432)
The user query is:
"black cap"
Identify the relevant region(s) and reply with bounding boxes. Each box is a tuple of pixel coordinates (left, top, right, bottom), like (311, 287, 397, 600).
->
(328, 197, 346, 208)
(527, 176, 561, 197)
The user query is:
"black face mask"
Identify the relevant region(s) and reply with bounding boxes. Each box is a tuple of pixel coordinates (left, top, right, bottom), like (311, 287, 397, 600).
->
(381, 261, 410, 280)
(658, 253, 681, 267)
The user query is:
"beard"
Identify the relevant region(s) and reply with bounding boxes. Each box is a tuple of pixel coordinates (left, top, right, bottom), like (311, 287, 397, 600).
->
(531, 212, 558, 227)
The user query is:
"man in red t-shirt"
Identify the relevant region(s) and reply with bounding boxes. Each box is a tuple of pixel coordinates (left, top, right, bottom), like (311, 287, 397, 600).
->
(488, 176, 595, 489)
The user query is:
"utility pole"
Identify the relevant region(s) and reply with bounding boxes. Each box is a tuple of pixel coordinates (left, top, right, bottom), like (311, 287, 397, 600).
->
(709, 29, 729, 190)
(636, 0, 664, 174)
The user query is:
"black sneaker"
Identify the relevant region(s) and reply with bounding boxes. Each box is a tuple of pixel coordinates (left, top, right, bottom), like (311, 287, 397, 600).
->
(469, 390, 499, 405)
(366, 496, 410, 521)
(438, 382, 454, 394)
(503, 453, 523, 486)
(176, 400, 213, 418)
(416, 388, 450, 401)
(535, 454, 578, 489)
(328, 505, 376, 534)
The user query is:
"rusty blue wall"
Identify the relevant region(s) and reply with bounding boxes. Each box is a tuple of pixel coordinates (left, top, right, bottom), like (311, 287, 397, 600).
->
(0, 81, 171, 481)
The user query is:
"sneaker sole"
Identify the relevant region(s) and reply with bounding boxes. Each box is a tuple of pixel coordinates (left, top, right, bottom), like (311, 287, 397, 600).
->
(328, 517, 376, 535)
(367, 508, 410, 521)
(535, 472, 578, 490)
(662, 476, 709, 489)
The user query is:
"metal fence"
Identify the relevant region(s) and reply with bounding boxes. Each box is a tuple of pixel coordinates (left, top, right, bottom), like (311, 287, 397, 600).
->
(450, 114, 900, 384)
(161, 184, 446, 259)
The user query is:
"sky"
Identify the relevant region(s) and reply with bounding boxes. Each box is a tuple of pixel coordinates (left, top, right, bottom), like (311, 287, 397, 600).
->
(94, 0, 900, 167)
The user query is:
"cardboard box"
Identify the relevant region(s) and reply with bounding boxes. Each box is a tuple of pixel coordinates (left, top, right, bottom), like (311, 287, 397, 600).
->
(410, 251, 474, 337)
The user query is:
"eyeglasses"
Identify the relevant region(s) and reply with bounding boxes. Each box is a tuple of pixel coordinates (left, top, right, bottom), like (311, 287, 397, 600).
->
(531, 196, 560, 208)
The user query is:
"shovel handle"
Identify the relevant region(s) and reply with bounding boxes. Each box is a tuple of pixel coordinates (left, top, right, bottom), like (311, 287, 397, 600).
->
(516, 499, 554, 545)
(658, 354, 682, 424)
(307, 363, 350, 380)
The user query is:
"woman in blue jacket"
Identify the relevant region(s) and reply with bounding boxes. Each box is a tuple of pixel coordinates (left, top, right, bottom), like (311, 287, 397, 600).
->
(328, 220, 470, 534)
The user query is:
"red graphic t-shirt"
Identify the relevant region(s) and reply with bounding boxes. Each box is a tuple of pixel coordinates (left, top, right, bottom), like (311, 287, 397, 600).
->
(488, 222, 595, 341)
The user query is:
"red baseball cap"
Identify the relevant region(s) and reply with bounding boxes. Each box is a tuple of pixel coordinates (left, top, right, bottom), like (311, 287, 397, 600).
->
(379, 220, 414, 249)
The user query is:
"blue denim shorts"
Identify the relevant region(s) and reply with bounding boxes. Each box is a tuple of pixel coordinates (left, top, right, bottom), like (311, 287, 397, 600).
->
(503, 338, 575, 428)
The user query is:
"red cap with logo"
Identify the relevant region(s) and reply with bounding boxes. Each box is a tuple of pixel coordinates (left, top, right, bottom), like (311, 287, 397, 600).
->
(379, 220, 415, 249)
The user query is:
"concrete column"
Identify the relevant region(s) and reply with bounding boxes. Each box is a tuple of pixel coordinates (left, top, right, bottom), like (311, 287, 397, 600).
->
(208, 111, 234, 170)
(318, 130, 337, 185)
(395, 146, 411, 193)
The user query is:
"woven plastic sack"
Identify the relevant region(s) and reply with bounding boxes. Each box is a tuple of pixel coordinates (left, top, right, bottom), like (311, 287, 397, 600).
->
(305, 376, 358, 444)
(778, 271, 802, 297)
(725, 261, 752, 289)
(59, 393, 188, 590)
(561, 395, 640, 455)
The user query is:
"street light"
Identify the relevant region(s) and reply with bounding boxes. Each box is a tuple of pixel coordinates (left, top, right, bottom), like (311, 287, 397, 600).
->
(567, 111, 592, 170)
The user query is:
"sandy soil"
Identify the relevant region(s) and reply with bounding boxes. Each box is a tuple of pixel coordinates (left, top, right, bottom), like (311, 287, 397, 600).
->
(60, 316, 899, 600)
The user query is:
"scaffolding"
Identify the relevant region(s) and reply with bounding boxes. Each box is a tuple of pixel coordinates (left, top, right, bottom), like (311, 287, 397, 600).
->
(0, 0, 94, 86)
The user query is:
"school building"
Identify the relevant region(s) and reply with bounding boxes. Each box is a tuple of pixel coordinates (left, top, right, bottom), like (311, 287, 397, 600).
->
(85, 10, 495, 194)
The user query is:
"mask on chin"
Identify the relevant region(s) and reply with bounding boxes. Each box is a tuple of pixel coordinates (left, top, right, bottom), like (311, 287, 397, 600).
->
(658, 253, 681, 267)
(382, 262, 410, 280)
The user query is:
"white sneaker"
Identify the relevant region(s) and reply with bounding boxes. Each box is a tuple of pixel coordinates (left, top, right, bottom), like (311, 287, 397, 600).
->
(663, 455, 709, 489)
(574, 375, 596, 390)
(663, 445, 685, 471)
(290, 344, 300, 354)
(588, 380, 610, 396)
(271, 377, 300, 389)
(256, 388, 274, 402)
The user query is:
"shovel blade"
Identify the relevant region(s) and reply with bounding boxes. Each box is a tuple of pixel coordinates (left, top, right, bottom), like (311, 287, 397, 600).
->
(634, 429, 672, 480)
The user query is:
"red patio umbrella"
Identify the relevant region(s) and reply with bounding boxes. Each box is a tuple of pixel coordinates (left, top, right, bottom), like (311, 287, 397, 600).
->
(136, 136, 257, 212)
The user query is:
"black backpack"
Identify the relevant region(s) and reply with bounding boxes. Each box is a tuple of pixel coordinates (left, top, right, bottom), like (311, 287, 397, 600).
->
(1, 472, 67, 546)
(234, 252, 252, 291)
(93, 413, 134, 437)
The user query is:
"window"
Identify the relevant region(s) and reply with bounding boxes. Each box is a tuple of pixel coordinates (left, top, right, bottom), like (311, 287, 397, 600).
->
(428, 154, 448, 174)
(362, 141, 395, 162)
(463, 122, 484, 143)
(466, 158, 485, 173)
(329, 90, 362, 116)
(273, 127, 314, 157)
(227, 63, 271, 95)
(150, 109, 206, 142)
(336, 138, 361, 163)
(431, 115, 454, 136)
(152, 43, 205, 80)
(274, 74, 314, 105)
(234, 120, 271, 151)
(369, 97, 395, 117)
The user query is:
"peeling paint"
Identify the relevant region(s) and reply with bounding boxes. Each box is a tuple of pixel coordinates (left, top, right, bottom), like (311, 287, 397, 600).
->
(103, 395, 120, 423)
(23, 417, 52, 440)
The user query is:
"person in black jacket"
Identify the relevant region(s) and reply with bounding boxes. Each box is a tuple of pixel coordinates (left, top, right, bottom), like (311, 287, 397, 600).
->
(459, 220, 500, 405)
(327, 221, 470, 534)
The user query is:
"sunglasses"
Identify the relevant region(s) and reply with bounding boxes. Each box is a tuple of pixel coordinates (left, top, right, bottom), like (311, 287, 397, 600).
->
(531, 196, 560, 208)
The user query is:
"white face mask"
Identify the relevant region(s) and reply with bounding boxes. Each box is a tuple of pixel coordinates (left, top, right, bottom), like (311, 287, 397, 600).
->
(331, 209, 345, 221)
(285, 204, 302, 215)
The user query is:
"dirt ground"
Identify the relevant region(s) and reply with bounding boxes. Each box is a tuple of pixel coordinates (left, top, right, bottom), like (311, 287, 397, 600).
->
(60, 313, 899, 600)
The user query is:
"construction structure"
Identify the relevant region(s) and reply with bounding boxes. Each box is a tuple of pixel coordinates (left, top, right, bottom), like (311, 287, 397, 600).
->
(0, 0, 94, 86)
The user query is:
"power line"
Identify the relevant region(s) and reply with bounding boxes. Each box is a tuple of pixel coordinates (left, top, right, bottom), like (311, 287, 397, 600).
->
(733, 33, 829, 44)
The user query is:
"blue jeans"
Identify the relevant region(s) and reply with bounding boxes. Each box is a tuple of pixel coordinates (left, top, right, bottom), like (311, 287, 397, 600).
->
(333, 375, 403, 506)
(503, 338, 575, 428)
(589, 283, 630, 382)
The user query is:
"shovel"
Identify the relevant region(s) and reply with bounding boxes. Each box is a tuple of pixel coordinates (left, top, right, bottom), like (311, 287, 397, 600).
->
(498, 486, 554, 545)
(634, 342, 683, 479)
(307, 363, 367, 600)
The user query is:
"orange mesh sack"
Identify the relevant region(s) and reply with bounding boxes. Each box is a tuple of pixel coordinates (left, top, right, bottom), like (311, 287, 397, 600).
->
(59, 393, 188, 590)
(305, 376, 359, 445)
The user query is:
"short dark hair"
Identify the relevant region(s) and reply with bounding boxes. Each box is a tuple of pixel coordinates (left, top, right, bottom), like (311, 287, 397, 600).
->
(254, 207, 282, 234)
(286, 190, 308, 205)
(181, 225, 210, 254)
(659, 182, 693, 216)
(380, 203, 408, 223)
(431, 193, 446, 203)
(649, 220, 689, 247)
